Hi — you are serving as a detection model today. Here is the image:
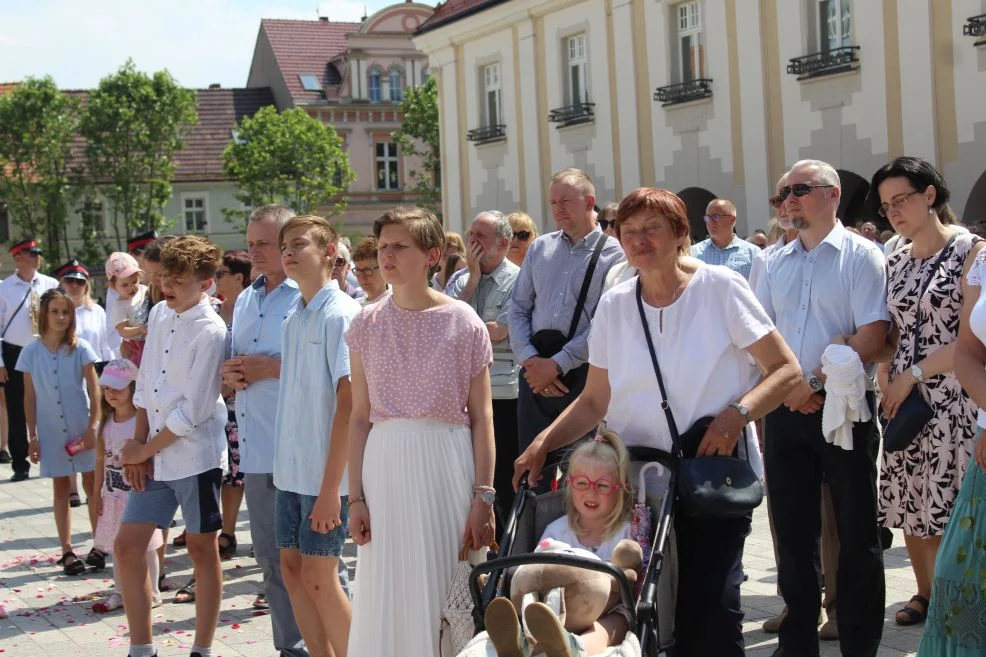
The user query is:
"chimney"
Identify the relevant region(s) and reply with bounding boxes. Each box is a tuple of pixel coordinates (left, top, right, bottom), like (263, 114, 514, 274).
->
(319, 15, 329, 21)
(208, 83, 221, 89)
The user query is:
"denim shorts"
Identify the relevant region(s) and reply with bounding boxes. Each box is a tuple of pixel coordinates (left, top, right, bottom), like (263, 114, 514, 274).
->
(275, 488, 349, 558)
(122, 469, 223, 534)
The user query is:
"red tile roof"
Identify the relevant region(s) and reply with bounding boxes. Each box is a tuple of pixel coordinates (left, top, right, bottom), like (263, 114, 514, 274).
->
(416, 0, 506, 34)
(67, 87, 275, 183)
(259, 19, 362, 105)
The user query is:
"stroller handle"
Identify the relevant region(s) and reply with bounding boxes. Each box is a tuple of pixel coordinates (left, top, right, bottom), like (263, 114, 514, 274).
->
(468, 552, 638, 627)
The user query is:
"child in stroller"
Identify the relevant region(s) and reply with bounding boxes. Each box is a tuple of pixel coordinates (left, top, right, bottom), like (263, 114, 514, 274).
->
(484, 431, 639, 657)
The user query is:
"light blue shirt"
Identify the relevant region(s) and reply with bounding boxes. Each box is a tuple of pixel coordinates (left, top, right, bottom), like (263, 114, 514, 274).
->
(273, 281, 360, 497)
(508, 227, 624, 374)
(754, 221, 890, 374)
(691, 234, 761, 280)
(230, 276, 300, 474)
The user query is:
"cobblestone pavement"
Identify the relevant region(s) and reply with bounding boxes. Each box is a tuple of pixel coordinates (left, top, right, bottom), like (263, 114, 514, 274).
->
(1, 473, 920, 656)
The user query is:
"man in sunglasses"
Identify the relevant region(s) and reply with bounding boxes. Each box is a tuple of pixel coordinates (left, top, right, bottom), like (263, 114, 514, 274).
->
(691, 198, 760, 280)
(754, 159, 889, 657)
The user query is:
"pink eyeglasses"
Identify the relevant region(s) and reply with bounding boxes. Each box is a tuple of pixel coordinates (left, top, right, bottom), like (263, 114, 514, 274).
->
(566, 475, 628, 495)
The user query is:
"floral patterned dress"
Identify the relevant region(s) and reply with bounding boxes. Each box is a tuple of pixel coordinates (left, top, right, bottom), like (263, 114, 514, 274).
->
(222, 318, 242, 488)
(879, 233, 980, 536)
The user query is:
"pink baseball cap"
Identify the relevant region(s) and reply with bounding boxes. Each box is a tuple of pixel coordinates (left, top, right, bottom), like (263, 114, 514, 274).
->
(98, 359, 139, 389)
(105, 252, 141, 280)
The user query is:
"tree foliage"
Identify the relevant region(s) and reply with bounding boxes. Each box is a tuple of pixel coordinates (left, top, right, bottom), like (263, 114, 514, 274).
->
(0, 76, 80, 263)
(391, 76, 441, 216)
(222, 106, 355, 227)
(78, 59, 198, 252)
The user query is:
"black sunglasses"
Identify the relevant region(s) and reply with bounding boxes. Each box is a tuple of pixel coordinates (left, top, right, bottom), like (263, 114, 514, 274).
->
(778, 183, 834, 201)
(513, 231, 532, 241)
(598, 219, 614, 231)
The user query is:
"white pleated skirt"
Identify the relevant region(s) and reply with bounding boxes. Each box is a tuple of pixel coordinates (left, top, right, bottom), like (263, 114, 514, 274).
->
(348, 418, 474, 657)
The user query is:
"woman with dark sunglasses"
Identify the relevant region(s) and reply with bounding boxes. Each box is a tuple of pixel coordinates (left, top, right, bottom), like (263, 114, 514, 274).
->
(507, 211, 538, 267)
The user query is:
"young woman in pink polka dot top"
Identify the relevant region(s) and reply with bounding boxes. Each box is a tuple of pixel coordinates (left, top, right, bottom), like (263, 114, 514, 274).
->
(345, 206, 496, 657)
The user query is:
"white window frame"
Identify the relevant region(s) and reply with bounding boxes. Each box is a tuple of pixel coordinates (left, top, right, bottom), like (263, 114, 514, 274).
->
(818, 0, 852, 52)
(421, 65, 430, 84)
(79, 196, 109, 235)
(675, 1, 705, 82)
(388, 67, 404, 102)
(368, 66, 382, 102)
(483, 63, 502, 127)
(181, 193, 209, 234)
(566, 33, 589, 105)
(299, 74, 321, 91)
(375, 142, 400, 191)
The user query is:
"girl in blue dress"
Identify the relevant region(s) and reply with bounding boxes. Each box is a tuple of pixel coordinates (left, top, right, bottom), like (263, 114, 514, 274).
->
(16, 288, 101, 576)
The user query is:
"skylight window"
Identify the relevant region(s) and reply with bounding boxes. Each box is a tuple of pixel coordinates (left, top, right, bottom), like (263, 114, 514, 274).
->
(299, 74, 321, 91)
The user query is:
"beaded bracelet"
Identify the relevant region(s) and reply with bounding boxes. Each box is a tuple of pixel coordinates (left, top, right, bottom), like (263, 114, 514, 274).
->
(347, 496, 366, 508)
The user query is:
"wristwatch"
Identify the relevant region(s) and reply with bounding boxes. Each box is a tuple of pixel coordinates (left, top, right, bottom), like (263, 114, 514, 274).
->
(473, 489, 496, 506)
(807, 374, 824, 393)
(729, 402, 754, 424)
(910, 364, 925, 383)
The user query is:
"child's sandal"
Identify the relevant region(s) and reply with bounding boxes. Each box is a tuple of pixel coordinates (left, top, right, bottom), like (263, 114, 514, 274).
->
(56, 551, 86, 576)
(85, 548, 106, 570)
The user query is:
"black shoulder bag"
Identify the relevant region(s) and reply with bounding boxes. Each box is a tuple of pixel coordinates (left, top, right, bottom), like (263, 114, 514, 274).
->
(529, 232, 607, 384)
(636, 278, 763, 518)
(882, 233, 958, 452)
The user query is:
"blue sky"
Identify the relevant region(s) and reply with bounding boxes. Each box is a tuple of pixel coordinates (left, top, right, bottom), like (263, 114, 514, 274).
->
(0, 0, 402, 89)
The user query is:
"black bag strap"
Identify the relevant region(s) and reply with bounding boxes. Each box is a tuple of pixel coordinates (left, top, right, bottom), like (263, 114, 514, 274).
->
(1, 283, 33, 340)
(910, 233, 958, 365)
(566, 231, 607, 340)
(635, 278, 683, 457)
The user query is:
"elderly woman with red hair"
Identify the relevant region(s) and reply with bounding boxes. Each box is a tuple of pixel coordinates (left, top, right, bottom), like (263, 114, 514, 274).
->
(515, 187, 800, 657)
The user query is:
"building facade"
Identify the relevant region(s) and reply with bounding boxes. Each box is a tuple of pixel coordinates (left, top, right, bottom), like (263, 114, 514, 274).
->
(414, 0, 986, 237)
(247, 3, 435, 228)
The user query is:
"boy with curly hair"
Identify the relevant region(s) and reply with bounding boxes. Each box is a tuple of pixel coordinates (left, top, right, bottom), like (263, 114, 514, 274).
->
(117, 235, 229, 657)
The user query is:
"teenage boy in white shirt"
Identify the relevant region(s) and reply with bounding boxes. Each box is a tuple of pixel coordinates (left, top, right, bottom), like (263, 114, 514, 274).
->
(116, 235, 229, 657)
(274, 216, 360, 657)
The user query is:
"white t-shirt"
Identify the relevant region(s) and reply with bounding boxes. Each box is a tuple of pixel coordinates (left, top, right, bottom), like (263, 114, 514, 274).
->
(540, 516, 632, 561)
(589, 264, 772, 477)
(109, 284, 149, 340)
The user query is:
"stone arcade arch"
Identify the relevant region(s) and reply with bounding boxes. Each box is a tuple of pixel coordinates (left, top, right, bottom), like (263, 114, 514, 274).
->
(678, 187, 717, 240)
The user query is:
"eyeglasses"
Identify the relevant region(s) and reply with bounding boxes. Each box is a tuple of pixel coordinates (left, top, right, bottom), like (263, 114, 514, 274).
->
(769, 195, 784, 209)
(512, 231, 532, 241)
(353, 265, 379, 276)
(566, 474, 627, 495)
(877, 191, 921, 218)
(333, 258, 347, 267)
(598, 219, 614, 231)
(778, 183, 834, 201)
(215, 269, 230, 279)
(704, 214, 734, 223)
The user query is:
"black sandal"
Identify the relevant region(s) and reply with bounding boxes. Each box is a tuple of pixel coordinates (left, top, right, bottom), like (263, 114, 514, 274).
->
(895, 595, 929, 626)
(174, 577, 197, 604)
(172, 530, 187, 548)
(85, 547, 106, 570)
(218, 532, 237, 560)
(57, 551, 86, 576)
(68, 493, 82, 508)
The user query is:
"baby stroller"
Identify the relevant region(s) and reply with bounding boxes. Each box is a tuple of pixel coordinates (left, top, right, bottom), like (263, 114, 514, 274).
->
(462, 447, 678, 657)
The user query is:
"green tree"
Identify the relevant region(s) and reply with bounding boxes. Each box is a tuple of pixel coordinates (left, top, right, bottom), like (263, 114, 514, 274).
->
(391, 76, 441, 216)
(78, 59, 198, 251)
(0, 76, 80, 263)
(222, 106, 354, 228)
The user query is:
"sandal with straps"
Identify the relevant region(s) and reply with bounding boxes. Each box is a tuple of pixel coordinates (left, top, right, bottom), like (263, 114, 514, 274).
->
(57, 551, 86, 576)
(218, 532, 237, 560)
(895, 594, 929, 626)
(174, 577, 197, 604)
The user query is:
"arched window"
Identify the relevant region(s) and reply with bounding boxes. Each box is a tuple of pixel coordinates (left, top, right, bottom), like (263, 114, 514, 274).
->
(368, 66, 382, 102)
(389, 67, 404, 102)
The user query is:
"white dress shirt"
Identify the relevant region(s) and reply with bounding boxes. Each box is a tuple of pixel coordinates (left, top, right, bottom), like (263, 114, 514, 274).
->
(104, 287, 122, 358)
(0, 271, 59, 365)
(754, 221, 890, 374)
(75, 303, 114, 361)
(134, 295, 228, 481)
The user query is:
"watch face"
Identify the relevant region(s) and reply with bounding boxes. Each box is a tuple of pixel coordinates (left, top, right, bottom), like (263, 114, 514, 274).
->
(809, 376, 822, 392)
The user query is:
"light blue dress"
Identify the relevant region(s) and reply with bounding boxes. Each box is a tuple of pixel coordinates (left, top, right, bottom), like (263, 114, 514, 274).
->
(15, 338, 99, 477)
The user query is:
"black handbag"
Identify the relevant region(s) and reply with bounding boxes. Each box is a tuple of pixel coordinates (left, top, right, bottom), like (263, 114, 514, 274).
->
(882, 234, 957, 452)
(635, 279, 763, 518)
(529, 232, 607, 386)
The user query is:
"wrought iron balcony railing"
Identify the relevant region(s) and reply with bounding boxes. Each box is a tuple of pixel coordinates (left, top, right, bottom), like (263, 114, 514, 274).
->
(547, 102, 595, 127)
(653, 79, 713, 106)
(964, 14, 986, 46)
(787, 45, 860, 80)
(466, 124, 507, 144)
